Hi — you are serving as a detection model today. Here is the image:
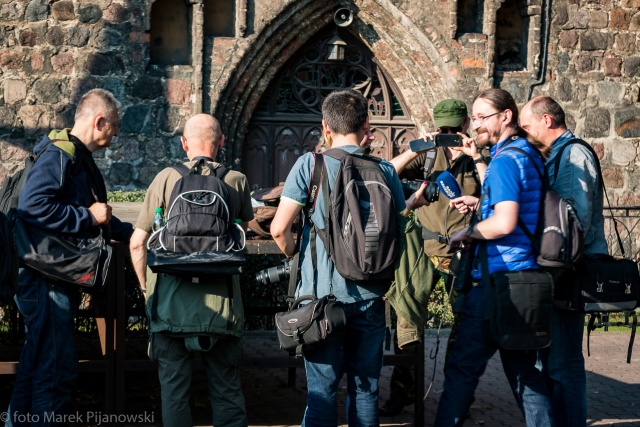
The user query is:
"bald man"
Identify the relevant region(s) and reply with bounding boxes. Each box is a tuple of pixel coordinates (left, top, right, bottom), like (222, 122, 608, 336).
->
(7, 89, 133, 426)
(129, 114, 253, 427)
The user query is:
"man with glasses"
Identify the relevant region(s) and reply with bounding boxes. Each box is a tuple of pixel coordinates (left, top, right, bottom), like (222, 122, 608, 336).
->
(380, 99, 486, 417)
(434, 88, 553, 426)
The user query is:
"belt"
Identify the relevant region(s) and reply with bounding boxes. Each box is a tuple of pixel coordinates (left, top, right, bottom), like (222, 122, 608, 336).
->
(421, 226, 450, 244)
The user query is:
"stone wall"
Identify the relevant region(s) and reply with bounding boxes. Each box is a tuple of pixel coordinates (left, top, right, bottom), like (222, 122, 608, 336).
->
(0, 0, 638, 209)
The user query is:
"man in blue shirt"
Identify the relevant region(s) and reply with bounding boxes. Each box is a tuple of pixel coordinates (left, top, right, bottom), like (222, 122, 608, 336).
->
(434, 88, 553, 426)
(6, 89, 133, 426)
(271, 89, 410, 426)
(520, 96, 607, 427)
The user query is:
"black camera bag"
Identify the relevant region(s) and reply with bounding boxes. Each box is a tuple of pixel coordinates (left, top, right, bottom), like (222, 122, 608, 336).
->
(275, 294, 346, 357)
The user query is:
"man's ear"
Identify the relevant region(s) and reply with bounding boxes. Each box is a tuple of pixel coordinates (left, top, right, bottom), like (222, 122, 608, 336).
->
(181, 135, 188, 152)
(218, 134, 225, 150)
(94, 114, 107, 131)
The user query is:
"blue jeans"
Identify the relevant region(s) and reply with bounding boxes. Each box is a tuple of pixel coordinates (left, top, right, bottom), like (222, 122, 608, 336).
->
(148, 333, 247, 427)
(301, 298, 385, 427)
(540, 308, 586, 427)
(6, 270, 79, 427)
(434, 284, 553, 427)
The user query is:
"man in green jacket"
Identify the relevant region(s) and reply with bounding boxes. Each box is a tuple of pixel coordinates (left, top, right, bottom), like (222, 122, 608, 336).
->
(381, 99, 485, 417)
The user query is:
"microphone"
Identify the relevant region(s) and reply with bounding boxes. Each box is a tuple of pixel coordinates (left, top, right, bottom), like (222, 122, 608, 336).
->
(436, 171, 462, 199)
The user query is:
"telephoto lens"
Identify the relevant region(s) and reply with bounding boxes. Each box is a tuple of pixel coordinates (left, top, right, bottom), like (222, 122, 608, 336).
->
(400, 179, 440, 203)
(255, 259, 291, 285)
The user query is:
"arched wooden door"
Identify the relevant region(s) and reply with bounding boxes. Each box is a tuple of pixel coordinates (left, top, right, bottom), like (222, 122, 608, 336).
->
(242, 28, 418, 190)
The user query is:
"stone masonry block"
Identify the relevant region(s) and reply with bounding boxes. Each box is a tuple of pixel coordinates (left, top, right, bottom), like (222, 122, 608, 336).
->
(631, 12, 640, 31)
(604, 54, 623, 76)
(19, 29, 37, 47)
(623, 57, 640, 77)
(32, 79, 63, 104)
(580, 32, 611, 51)
(18, 105, 49, 133)
(51, 52, 75, 74)
(611, 140, 637, 163)
(0, 50, 23, 69)
(67, 27, 90, 47)
(598, 81, 625, 104)
(1, 2, 25, 20)
(602, 168, 624, 187)
(559, 31, 578, 49)
(24, 0, 49, 22)
(614, 107, 640, 138)
(610, 9, 631, 30)
(46, 26, 65, 46)
(78, 4, 102, 24)
(589, 10, 608, 29)
(0, 107, 16, 128)
(583, 107, 610, 138)
(51, 1, 75, 21)
(103, 3, 130, 23)
(615, 33, 636, 54)
(4, 79, 27, 104)
(164, 79, 192, 105)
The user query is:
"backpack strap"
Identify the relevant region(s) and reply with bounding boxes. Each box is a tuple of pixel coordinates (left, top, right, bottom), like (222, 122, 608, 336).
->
(499, 146, 546, 252)
(552, 139, 625, 256)
(422, 148, 439, 180)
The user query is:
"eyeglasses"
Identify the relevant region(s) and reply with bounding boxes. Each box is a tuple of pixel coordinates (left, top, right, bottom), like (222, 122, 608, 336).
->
(471, 111, 502, 124)
(439, 126, 462, 134)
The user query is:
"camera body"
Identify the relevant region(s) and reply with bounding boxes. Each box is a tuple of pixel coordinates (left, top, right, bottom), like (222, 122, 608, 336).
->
(401, 179, 440, 202)
(255, 258, 292, 285)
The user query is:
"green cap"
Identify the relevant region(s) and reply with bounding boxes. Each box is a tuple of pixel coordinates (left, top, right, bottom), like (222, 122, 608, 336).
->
(155, 207, 162, 214)
(433, 99, 468, 129)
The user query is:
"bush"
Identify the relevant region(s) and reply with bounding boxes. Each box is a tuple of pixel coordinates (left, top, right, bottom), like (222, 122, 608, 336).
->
(107, 190, 147, 202)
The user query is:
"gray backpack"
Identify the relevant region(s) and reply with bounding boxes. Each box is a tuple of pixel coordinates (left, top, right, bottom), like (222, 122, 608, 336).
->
(503, 147, 584, 269)
(308, 148, 399, 282)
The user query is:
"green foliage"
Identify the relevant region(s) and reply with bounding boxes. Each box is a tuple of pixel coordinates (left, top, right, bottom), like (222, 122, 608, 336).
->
(107, 190, 147, 202)
(426, 278, 454, 328)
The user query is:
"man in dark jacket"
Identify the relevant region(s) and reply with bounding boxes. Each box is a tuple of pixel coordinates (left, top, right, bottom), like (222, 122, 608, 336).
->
(6, 89, 132, 426)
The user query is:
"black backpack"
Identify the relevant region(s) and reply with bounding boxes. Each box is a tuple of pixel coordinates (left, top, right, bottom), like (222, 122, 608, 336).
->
(308, 148, 399, 282)
(0, 146, 52, 305)
(147, 158, 246, 276)
(502, 147, 584, 270)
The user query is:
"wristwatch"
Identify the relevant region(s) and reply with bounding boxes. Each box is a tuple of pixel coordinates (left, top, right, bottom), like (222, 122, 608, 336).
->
(473, 156, 486, 165)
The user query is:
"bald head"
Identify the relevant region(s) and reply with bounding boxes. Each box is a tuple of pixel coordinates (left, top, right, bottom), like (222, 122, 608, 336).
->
(182, 114, 224, 159)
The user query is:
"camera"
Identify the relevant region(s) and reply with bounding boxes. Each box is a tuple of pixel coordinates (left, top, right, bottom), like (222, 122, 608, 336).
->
(255, 258, 292, 285)
(401, 179, 440, 203)
(434, 133, 462, 147)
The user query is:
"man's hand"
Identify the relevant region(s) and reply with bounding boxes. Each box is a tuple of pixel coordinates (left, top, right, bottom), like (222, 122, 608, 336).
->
(89, 202, 112, 225)
(449, 195, 479, 215)
(403, 181, 429, 216)
(452, 133, 480, 158)
(449, 226, 473, 247)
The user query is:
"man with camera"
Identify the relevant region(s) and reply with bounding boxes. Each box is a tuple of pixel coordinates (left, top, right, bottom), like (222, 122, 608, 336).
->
(129, 114, 253, 427)
(270, 89, 412, 426)
(520, 96, 607, 427)
(379, 99, 485, 417)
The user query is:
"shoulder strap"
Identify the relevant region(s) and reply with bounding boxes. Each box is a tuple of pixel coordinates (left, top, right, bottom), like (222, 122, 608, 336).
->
(422, 148, 438, 180)
(307, 153, 324, 218)
(499, 146, 545, 251)
(172, 163, 191, 176)
(551, 138, 625, 256)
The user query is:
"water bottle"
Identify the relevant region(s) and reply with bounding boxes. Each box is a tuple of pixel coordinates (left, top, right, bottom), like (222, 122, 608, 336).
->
(152, 207, 164, 232)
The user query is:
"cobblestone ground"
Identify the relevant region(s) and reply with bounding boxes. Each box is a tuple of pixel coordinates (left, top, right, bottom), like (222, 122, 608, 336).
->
(1, 329, 638, 426)
(238, 329, 640, 427)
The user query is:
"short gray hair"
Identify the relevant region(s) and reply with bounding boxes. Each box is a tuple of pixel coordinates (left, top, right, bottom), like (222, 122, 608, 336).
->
(75, 89, 120, 122)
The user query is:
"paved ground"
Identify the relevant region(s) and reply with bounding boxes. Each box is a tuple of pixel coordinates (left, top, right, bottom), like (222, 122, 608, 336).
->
(1, 329, 638, 426)
(237, 329, 640, 427)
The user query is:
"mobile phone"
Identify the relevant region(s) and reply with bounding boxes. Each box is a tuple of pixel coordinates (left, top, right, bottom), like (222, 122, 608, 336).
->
(435, 133, 462, 147)
(408, 138, 436, 153)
